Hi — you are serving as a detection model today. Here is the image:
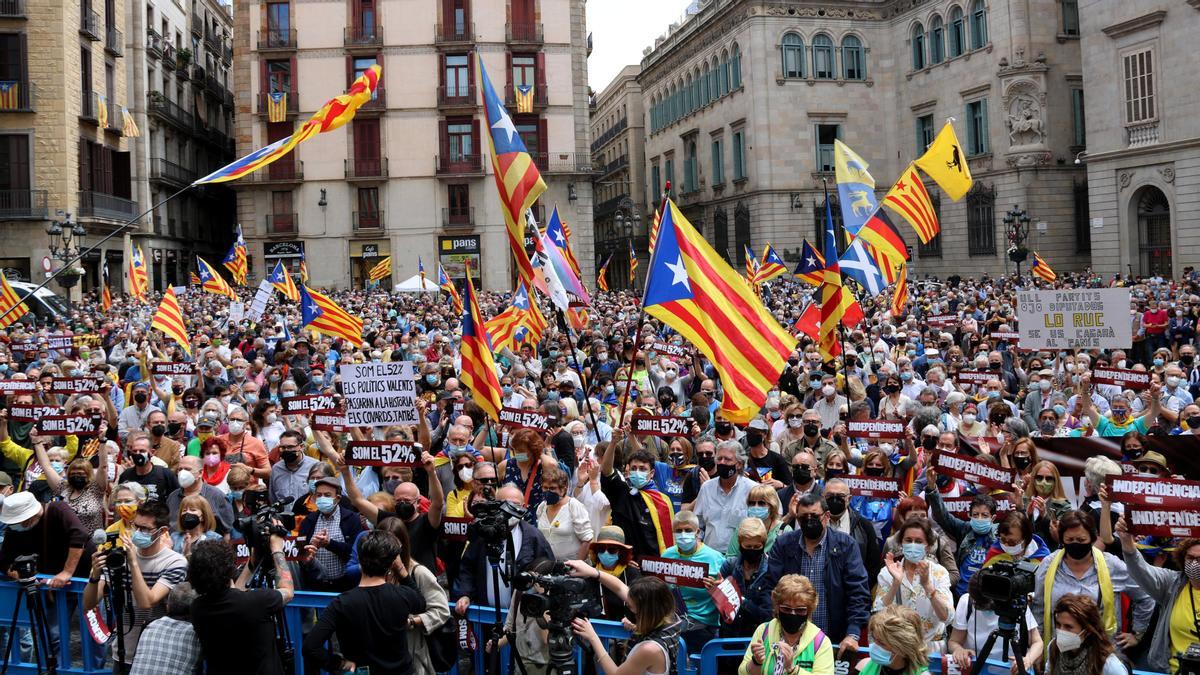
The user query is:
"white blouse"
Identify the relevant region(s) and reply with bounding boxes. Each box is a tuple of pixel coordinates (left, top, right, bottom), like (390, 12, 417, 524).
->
(536, 497, 595, 561)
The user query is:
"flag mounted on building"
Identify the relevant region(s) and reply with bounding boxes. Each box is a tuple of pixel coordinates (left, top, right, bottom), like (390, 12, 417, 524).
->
(128, 245, 149, 302)
(196, 256, 237, 300)
(367, 256, 392, 283)
(914, 121, 973, 200)
(97, 94, 108, 128)
(151, 287, 190, 355)
(596, 254, 612, 292)
(514, 84, 535, 114)
(1031, 252, 1057, 282)
(891, 263, 909, 316)
(194, 65, 381, 184)
(100, 261, 113, 311)
(478, 55, 546, 291)
(299, 283, 363, 345)
(642, 200, 798, 423)
(438, 263, 463, 315)
(883, 164, 940, 244)
(222, 224, 248, 285)
(833, 140, 880, 238)
(121, 108, 141, 138)
(793, 240, 825, 287)
(0, 81, 19, 110)
(459, 270, 503, 421)
(267, 260, 299, 301)
(267, 92, 288, 123)
(757, 245, 788, 283)
(0, 274, 29, 329)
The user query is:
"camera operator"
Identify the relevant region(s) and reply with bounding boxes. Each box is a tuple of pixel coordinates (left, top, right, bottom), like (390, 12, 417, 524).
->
(0, 491, 91, 586)
(946, 570, 1043, 673)
(566, 561, 680, 675)
(83, 500, 188, 669)
(1116, 515, 1199, 673)
(189, 535, 295, 675)
(302, 530, 427, 675)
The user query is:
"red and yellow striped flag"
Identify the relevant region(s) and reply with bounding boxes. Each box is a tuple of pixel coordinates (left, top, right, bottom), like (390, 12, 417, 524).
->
(890, 263, 908, 316)
(596, 254, 612, 292)
(0, 275, 29, 329)
(151, 287, 191, 356)
(459, 269, 503, 421)
(128, 245, 149, 302)
(100, 262, 113, 312)
(196, 256, 237, 300)
(648, 208, 662, 258)
(628, 241, 638, 286)
(367, 256, 392, 282)
(1031, 252, 1057, 283)
(299, 284, 363, 345)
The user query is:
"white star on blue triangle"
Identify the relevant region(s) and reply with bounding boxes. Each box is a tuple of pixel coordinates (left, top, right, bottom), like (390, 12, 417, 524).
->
(643, 207, 693, 307)
(298, 284, 324, 327)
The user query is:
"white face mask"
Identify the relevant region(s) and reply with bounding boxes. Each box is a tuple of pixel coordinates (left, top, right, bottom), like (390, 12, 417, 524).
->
(227, 420, 246, 436)
(572, 434, 586, 448)
(962, 413, 977, 425)
(1055, 629, 1083, 653)
(821, 385, 835, 398)
(458, 467, 474, 483)
(178, 470, 196, 489)
(1001, 542, 1025, 557)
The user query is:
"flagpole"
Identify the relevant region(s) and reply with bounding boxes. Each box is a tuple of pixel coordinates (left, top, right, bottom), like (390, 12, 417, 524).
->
(0, 183, 196, 324)
(617, 181, 671, 426)
(553, 308, 604, 442)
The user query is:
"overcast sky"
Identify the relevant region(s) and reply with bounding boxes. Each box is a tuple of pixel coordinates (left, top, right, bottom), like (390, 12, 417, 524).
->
(587, 0, 692, 93)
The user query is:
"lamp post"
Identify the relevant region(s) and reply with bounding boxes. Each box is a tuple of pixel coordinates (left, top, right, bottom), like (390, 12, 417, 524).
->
(1003, 205, 1032, 282)
(612, 196, 641, 288)
(45, 213, 86, 292)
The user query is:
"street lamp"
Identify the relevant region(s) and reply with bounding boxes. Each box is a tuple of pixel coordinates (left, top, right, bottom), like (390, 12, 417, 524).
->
(45, 213, 86, 290)
(1002, 205, 1032, 281)
(610, 197, 641, 288)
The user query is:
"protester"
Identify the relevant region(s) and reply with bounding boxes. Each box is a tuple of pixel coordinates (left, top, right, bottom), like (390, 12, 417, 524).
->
(740, 573, 834, 675)
(859, 605, 930, 674)
(872, 516, 953, 648)
(1047, 594, 1127, 675)
(128, 583, 202, 675)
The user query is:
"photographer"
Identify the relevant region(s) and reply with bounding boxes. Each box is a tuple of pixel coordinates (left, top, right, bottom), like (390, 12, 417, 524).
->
(189, 535, 295, 675)
(946, 570, 1043, 673)
(83, 500, 188, 668)
(567, 562, 681, 675)
(302, 530, 427, 675)
(1116, 515, 1198, 673)
(453, 485, 554, 616)
(0, 491, 91, 586)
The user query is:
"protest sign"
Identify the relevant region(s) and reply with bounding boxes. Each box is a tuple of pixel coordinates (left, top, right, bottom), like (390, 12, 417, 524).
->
(934, 451, 1016, 490)
(9, 404, 61, 421)
(1106, 475, 1200, 509)
(498, 407, 549, 431)
(1127, 507, 1200, 538)
(151, 362, 197, 376)
(631, 415, 691, 437)
(708, 577, 743, 624)
(989, 331, 1021, 343)
(49, 377, 101, 395)
(1016, 288, 1132, 349)
(955, 371, 993, 386)
(639, 556, 708, 588)
(842, 475, 901, 499)
(233, 537, 300, 565)
(228, 301, 245, 324)
(36, 414, 102, 436)
(0, 379, 38, 395)
(248, 280, 273, 322)
(846, 420, 905, 439)
(281, 394, 336, 415)
(84, 608, 111, 645)
(1091, 368, 1151, 390)
(927, 315, 957, 328)
(943, 495, 1016, 520)
(345, 440, 422, 467)
(72, 334, 102, 349)
(649, 342, 689, 359)
(442, 517, 472, 542)
(340, 361, 419, 427)
(311, 408, 349, 433)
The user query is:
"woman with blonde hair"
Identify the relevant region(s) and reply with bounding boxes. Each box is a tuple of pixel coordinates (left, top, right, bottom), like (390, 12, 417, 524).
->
(740, 574, 832, 674)
(857, 605, 929, 674)
(1047, 594, 1126, 675)
(171, 494, 221, 556)
(728, 486, 783, 557)
(1023, 459, 1068, 543)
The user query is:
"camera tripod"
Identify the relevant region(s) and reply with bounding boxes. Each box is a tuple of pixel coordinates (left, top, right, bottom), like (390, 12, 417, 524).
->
(971, 613, 1030, 675)
(247, 545, 295, 674)
(0, 577, 57, 675)
(101, 564, 134, 674)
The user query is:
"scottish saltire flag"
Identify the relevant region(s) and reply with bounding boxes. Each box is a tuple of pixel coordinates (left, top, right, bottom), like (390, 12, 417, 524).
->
(839, 238, 887, 297)
(267, 260, 299, 301)
(834, 140, 879, 237)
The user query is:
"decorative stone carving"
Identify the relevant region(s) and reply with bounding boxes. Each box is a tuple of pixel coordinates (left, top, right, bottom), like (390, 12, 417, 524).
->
(1119, 172, 1132, 190)
(1159, 167, 1176, 183)
(1005, 151, 1052, 168)
(1006, 94, 1045, 147)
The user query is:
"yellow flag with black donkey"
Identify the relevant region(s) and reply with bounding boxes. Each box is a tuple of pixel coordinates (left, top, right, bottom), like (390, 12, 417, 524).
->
(914, 121, 973, 200)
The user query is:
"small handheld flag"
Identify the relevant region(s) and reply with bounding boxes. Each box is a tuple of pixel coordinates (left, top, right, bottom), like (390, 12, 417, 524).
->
(596, 254, 612, 292)
(1031, 252, 1057, 282)
(438, 263, 463, 315)
(151, 287, 191, 356)
(757, 245, 788, 284)
(100, 261, 113, 311)
(418, 257, 427, 289)
(793, 240, 825, 287)
(128, 245, 149, 302)
(628, 241, 638, 286)
(267, 260, 299, 301)
(367, 256, 392, 283)
(299, 284, 363, 344)
(891, 263, 909, 316)
(222, 224, 248, 285)
(743, 244, 760, 286)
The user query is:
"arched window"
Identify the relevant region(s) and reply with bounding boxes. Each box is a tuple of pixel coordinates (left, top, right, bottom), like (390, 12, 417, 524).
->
(701, 63, 711, 102)
(730, 44, 742, 89)
(719, 51, 730, 96)
(710, 57, 720, 97)
(812, 34, 835, 79)
(684, 74, 692, 113)
(930, 16, 945, 64)
(781, 33, 805, 78)
(842, 35, 865, 80)
(912, 23, 926, 70)
(949, 6, 965, 57)
(970, 0, 988, 49)
(1137, 186, 1173, 276)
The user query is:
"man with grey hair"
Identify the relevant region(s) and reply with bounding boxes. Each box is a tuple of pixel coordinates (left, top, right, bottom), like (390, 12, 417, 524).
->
(129, 583, 201, 675)
(688, 439, 756, 552)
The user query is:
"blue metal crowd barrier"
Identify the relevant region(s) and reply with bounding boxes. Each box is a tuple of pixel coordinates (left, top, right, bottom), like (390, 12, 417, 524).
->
(0, 577, 1169, 675)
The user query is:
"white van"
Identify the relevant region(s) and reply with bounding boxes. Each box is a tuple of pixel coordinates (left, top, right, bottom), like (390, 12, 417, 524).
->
(6, 280, 71, 323)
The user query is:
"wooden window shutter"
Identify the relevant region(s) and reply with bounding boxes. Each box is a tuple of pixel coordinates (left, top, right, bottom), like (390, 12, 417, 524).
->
(438, 120, 449, 160)
(288, 56, 297, 93)
(505, 52, 513, 91)
(346, 55, 353, 88)
(471, 118, 480, 163)
(438, 53, 446, 89)
(259, 59, 268, 94)
(535, 52, 545, 87)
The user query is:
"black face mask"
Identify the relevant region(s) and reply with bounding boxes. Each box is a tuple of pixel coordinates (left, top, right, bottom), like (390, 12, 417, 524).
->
(745, 432, 764, 447)
(715, 423, 733, 436)
(150, 424, 166, 437)
(740, 547, 764, 566)
(134, 392, 148, 405)
(172, 387, 184, 395)
(883, 384, 900, 395)
(382, 479, 401, 495)
(921, 436, 938, 451)
(935, 474, 952, 489)
(698, 456, 716, 472)
(802, 423, 820, 437)
(131, 453, 149, 467)
(990, 362, 1002, 370)
(184, 399, 199, 408)
(68, 475, 88, 490)
(825, 469, 844, 481)
(1183, 355, 1195, 366)
(778, 611, 808, 635)
(658, 397, 675, 409)
(1013, 456, 1032, 470)
(181, 514, 202, 530)
(715, 463, 737, 480)
(792, 465, 812, 485)
(1064, 542, 1092, 560)
(863, 466, 885, 477)
(395, 501, 416, 520)
(800, 515, 824, 541)
(826, 494, 848, 516)
(167, 422, 183, 436)
(280, 451, 299, 464)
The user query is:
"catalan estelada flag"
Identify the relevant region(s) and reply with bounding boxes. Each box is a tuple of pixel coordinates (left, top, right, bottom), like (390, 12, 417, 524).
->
(418, 257, 426, 289)
(0, 274, 29, 329)
(438, 263, 463, 315)
(299, 283, 363, 345)
(817, 186, 865, 361)
(891, 263, 909, 316)
(267, 92, 288, 123)
(914, 121, 973, 201)
(298, 251, 309, 283)
(514, 84, 535, 114)
(743, 244, 760, 286)
(485, 282, 538, 353)
(648, 208, 662, 258)
(150, 287, 190, 356)
(757, 245, 788, 283)
(596, 254, 612, 292)
(128, 245, 149, 302)
(194, 65, 381, 184)
(367, 256, 392, 282)
(189, 272, 201, 285)
(267, 260, 299, 301)
(121, 108, 141, 138)
(196, 256, 236, 300)
(545, 207, 581, 280)
(884, 163, 940, 244)
(459, 269, 503, 421)
(0, 81, 19, 110)
(643, 200, 797, 423)
(100, 261, 113, 311)
(1031, 252, 1057, 283)
(478, 55, 546, 290)
(628, 240, 638, 286)
(793, 240, 825, 287)
(222, 224, 248, 285)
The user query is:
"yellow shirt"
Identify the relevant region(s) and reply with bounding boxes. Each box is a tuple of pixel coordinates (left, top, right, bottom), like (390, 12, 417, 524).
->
(1170, 585, 1200, 672)
(446, 488, 471, 518)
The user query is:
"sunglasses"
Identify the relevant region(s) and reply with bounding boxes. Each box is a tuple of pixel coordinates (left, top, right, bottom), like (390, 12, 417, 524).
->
(595, 546, 624, 555)
(777, 605, 809, 617)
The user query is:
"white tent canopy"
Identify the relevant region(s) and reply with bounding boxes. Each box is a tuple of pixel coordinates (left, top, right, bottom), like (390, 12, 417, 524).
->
(393, 274, 439, 293)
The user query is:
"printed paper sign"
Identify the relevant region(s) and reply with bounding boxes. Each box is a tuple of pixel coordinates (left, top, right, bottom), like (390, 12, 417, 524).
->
(84, 608, 111, 645)
(927, 315, 958, 328)
(498, 407, 549, 431)
(0, 379, 38, 395)
(228, 301, 245, 324)
(943, 495, 1015, 520)
(49, 377, 101, 394)
(846, 420, 905, 439)
(311, 408, 349, 433)
(248, 280, 273, 322)
(842, 475, 901, 499)
(934, 451, 1016, 490)
(442, 516, 472, 542)
(1127, 507, 1200, 537)
(649, 342, 689, 359)
(232, 537, 300, 565)
(345, 440, 422, 467)
(340, 361, 419, 427)
(73, 334, 102, 348)
(1016, 289, 1132, 349)
(631, 414, 691, 437)
(639, 556, 708, 588)
(1091, 368, 1151, 390)
(35, 414, 102, 436)
(708, 576, 743, 624)
(281, 394, 336, 415)
(1106, 475, 1200, 509)
(9, 404, 61, 421)
(989, 331, 1021, 342)
(151, 362, 197, 376)
(955, 371, 993, 386)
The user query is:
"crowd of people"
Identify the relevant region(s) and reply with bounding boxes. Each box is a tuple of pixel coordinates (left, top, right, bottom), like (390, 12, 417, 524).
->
(0, 267, 1196, 675)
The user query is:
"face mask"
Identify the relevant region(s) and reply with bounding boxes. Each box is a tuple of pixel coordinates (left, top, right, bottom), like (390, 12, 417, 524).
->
(787, 418, 803, 429)
(741, 546, 764, 566)
(181, 513, 202, 530)
(778, 611, 807, 635)
(900, 372, 913, 382)
(1154, 358, 1165, 367)
(457, 466, 474, 483)
(67, 474, 88, 489)
(962, 413, 977, 425)
(792, 465, 812, 485)
(1185, 559, 1200, 584)
(1168, 376, 1182, 388)
(605, 385, 615, 395)
(627, 470, 649, 489)
(986, 390, 1000, 399)
(116, 504, 138, 522)
(597, 551, 620, 568)
(970, 518, 993, 535)
(315, 496, 336, 514)
(1001, 542, 1025, 557)
(131, 530, 156, 550)
(228, 490, 243, 502)
(200, 452, 221, 468)
(425, 375, 439, 385)
(196, 431, 213, 442)
(1063, 542, 1092, 560)
(227, 421, 246, 436)
(802, 423, 820, 437)
(178, 470, 196, 489)
(1055, 629, 1083, 653)
(148, 422, 167, 437)
(512, 452, 530, 464)
(698, 456, 716, 471)
(826, 494, 848, 516)
(921, 436, 938, 451)
(1038, 380, 1052, 392)
(134, 392, 148, 405)
(747, 505, 769, 520)
(674, 531, 697, 552)
(745, 432, 764, 447)
(131, 453, 149, 467)
(1053, 404, 1067, 418)
(800, 515, 824, 540)
(869, 643, 893, 666)
(280, 451, 299, 464)
(395, 501, 416, 520)
(167, 422, 183, 436)
(821, 384, 835, 398)
(902, 542, 927, 563)
(715, 464, 737, 480)
(863, 466, 885, 477)
(883, 384, 900, 395)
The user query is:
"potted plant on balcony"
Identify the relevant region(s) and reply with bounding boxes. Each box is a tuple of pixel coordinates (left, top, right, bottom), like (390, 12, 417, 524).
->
(149, 90, 166, 104)
(55, 266, 85, 290)
(177, 48, 192, 67)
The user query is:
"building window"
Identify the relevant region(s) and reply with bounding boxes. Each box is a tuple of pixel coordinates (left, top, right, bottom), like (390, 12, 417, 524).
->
(711, 138, 724, 186)
(718, 53, 729, 96)
(445, 54, 469, 97)
(0, 135, 31, 194)
(447, 121, 473, 159)
(664, 157, 674, 193)
(357, 187, 380, 227)
(911, 23, 926, 70)
(1061, 0, 1079, 35)
(930, 16, 945, 64)
(967, 183, 995, 255)
(353, 56, 379, 98)
(969, 0, 988, 50)
(684, 75, 693, 114)
(267, 60, 291, 92)
(266, 2, 289, 39)
(916, 114, 934, 153)
(650, 163, 660, 203)
(511, 54, 535, 87)
(683, 139, 698, 193)
(1123, 49, 1155, 124)
(1073, 180, 1090, 253)
(949, 6, 965, 57)
(448, 184, 470, 224)
(815, 124, 841, 172)
(966, 99, 988, 155)
(781, 33, 805, 78)
(730, 45, 742, 89)
(734, 203, 750, 263)
(517, 122, 540, 161)
(713, 207, 728, 261)
(813, 195, 845, 245)
(842, 36, 865, 80)
(732, 130, 746, 181)
(701, 64, 711, 102)
(918, 192, 943, 258)
(1071, 88, 1086, 147)
(812, 35, 835, 79)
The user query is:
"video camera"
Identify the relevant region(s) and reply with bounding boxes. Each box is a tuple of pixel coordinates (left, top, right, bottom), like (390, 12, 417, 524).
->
(514, 562, 601, 629)
(469, 498, 527, 548)
(233, 492, 293, 557)
(11, 554, 37, 582)
(1179, 643, 1200, 675)
(975, 559, 1038, 622)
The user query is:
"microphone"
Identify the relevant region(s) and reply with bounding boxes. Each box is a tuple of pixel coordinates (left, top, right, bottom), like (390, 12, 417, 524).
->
(91, 529, 108, 548)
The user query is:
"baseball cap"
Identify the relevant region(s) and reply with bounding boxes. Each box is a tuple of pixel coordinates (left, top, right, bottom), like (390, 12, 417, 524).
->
(197, 412, 220, 428)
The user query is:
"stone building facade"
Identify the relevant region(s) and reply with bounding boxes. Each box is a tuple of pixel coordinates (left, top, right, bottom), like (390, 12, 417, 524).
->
(1080, 2, 1200, 279)
(590, 64, 646, 289)
(231, 0, 595, 292)
(636, 0, 1091, 280)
